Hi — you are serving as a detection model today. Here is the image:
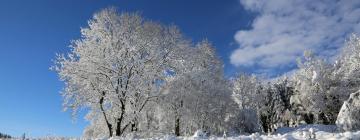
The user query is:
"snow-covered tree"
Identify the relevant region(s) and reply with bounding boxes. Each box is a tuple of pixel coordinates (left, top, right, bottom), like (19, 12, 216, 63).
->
(333, 34, 360, 101)
(232, 74, 296, 133)
(334, 34, 360, 131)
(260, 78, 295, 133)
(52, 8, 188, 138)
(232, 74, 263, 110)
(287, 35, 360, 126)
(52, 5, 360, 139)
(292, 50, 348, 125)
(231, 74, 264, 133)
(160, 41, 234, 136)
(292, 51, 329, 124)
(0, 132, 11, 139)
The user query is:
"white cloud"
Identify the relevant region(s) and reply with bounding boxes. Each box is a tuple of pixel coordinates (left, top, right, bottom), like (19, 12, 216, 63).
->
(231, 0, 360, 70)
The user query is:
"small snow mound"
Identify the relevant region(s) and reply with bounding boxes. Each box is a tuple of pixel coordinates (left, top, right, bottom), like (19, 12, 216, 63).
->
(192, 130, 207, 139)
(250, 132, 260, 139)
(336, 91, 360, 131)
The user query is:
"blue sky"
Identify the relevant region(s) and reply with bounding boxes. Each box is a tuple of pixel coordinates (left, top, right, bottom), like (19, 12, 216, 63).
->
(1, 0, 359, 138)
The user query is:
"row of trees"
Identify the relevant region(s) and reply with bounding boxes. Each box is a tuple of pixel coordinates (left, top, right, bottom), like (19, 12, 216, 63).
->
(53, 8, 360, 138)
(0, 132, 12, 139)
(231, 34, 360, 133)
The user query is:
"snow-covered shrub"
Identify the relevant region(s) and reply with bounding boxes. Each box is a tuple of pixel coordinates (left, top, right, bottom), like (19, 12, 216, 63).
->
(336, 91, 360, 131)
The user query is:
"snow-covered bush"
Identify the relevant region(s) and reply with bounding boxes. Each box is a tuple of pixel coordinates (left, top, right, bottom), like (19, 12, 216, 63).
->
(336, 91, 360, 131)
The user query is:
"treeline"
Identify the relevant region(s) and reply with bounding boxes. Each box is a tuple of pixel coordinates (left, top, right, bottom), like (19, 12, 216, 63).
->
(232, 35, 360, 133)
(0, 132, 12, 139)
(52, 7, 360, 139)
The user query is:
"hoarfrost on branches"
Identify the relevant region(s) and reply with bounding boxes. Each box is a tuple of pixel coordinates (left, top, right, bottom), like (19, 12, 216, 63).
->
(52, 8, 188, 137)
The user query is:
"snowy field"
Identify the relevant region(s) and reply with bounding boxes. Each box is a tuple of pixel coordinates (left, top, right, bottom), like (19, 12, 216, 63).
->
(103, 125, 360, 140)
(6, 125, 360, 140)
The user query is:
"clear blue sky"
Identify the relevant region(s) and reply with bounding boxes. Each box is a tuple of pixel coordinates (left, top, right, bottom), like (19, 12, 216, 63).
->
(0, 0, 254, 137)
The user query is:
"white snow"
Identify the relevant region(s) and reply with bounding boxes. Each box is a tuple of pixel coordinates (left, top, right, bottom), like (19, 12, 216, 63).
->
(311, 70, 317, 82)
(102, 125, 360, 140)
(275, 124, 337, 134)
(12, 125, 360, 140)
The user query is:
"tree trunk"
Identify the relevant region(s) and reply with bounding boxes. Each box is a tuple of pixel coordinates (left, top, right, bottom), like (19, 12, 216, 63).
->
(175, 116, 180, 136)
(116, 118, 121, 136)
(99, 92, 113, 137)
(304, 113, 314, 124)
(107, 123, 113, 137)
(116, 100, 126, 136)
(175, 100, 183, 136)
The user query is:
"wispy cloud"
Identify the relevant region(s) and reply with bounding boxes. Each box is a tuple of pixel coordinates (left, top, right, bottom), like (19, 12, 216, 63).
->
(231, 0, 360, 72)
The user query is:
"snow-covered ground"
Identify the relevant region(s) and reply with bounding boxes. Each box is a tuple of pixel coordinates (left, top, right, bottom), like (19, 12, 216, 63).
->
(8, 125, 360, 140)
(107, 125, 360, 140)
